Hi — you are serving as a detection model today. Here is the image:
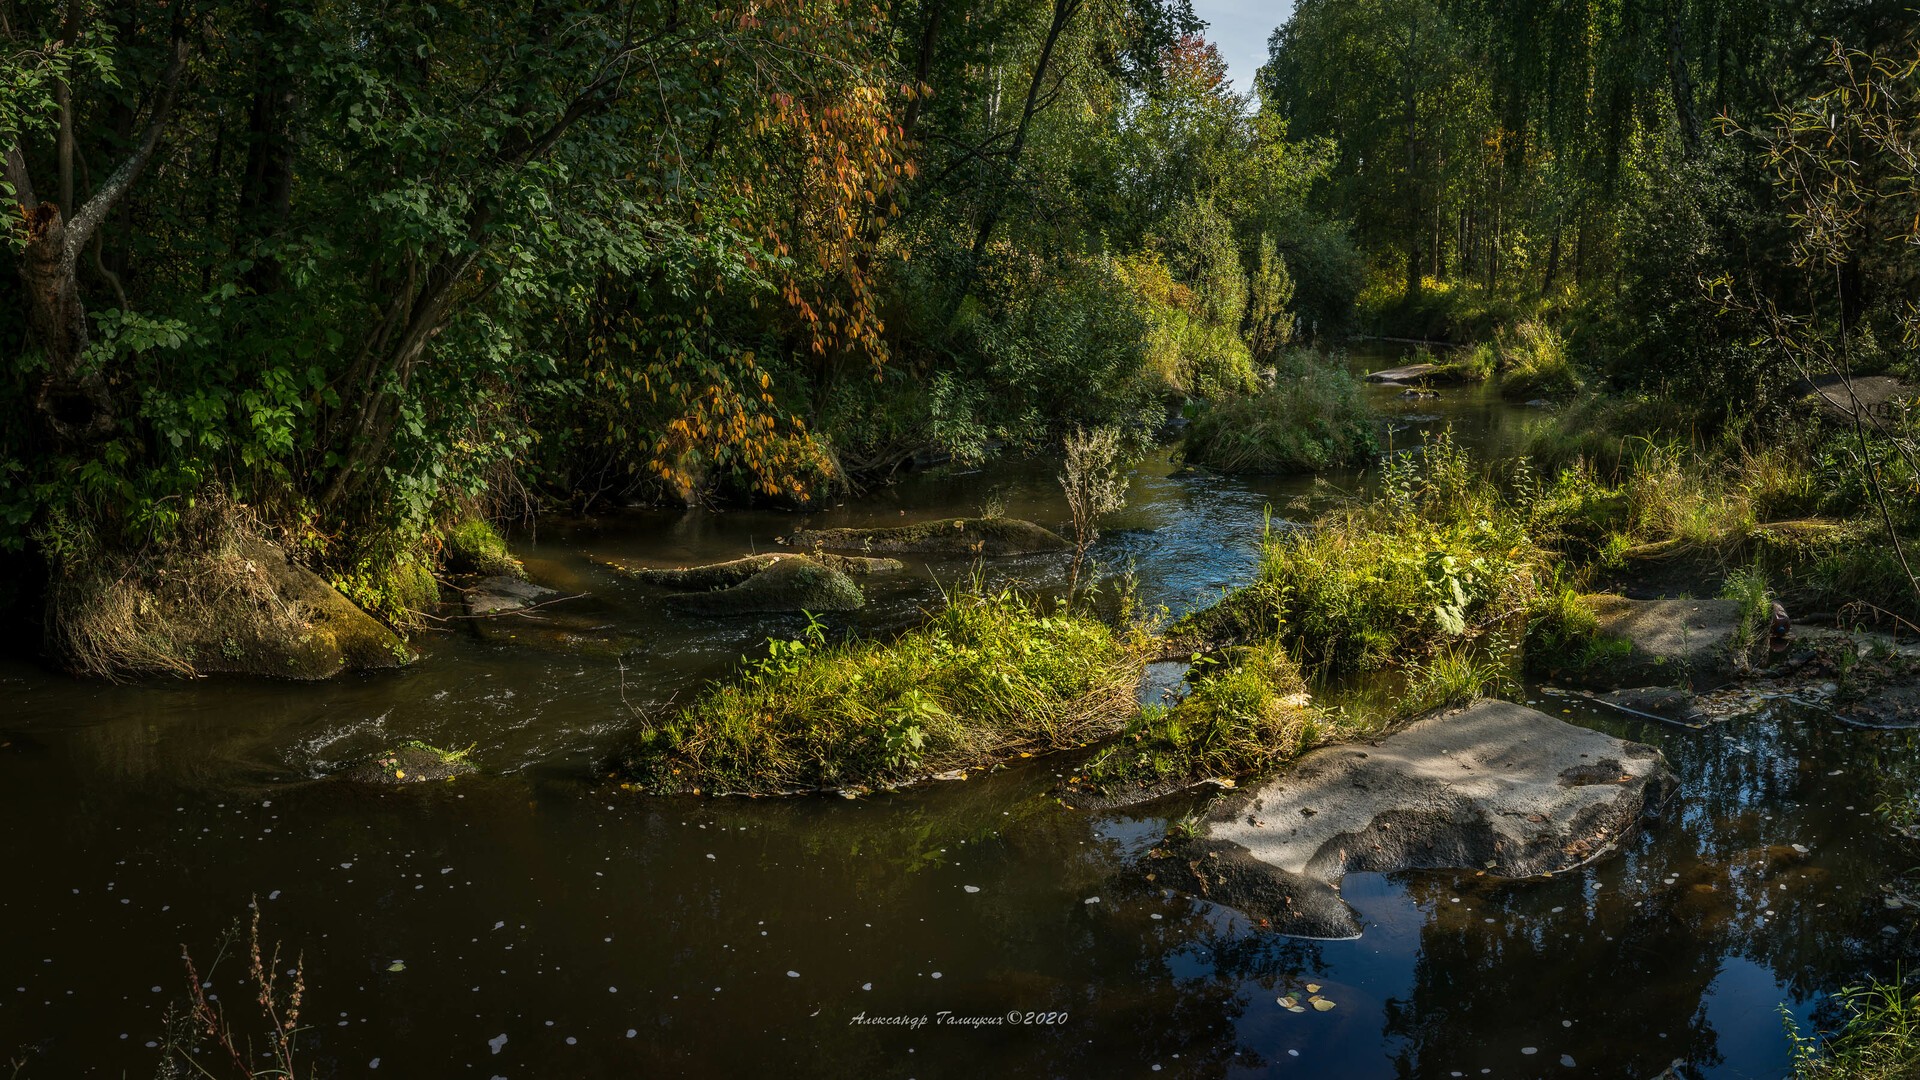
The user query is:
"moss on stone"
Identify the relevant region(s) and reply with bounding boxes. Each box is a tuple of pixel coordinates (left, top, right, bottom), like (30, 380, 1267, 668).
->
(444, 518, 524, 578)
(788, 517, 1068, 557)
(669, 557, 866, 614)
(337, 741, 478, 784)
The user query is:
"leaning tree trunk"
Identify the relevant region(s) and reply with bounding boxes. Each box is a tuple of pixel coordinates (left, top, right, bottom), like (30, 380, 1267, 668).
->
(2, 31, 187, 445)
(15, 200, 114, 441)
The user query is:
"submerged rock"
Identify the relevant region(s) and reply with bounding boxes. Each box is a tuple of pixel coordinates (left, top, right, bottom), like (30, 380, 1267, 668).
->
(465, 576, 560, 616)
(337, 744, 477, 785)
(1162, 700, 1674, 938)
(462, 577, 639, 655)
(1595, 686, 1705, 724)
(787, 517, 1068, 557)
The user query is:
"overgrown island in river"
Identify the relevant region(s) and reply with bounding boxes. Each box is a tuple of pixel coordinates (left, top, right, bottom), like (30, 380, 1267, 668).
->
(3, 1, 1918, 1076)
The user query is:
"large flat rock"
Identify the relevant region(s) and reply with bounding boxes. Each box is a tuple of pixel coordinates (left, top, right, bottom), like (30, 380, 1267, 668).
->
(1587, 595, 1743, 686)
(1161, 700, 1674, 938)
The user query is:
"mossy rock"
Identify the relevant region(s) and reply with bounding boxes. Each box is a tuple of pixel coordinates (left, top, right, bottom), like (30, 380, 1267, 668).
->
(608, 552, 901, 591)
(668, 557, 865, 615)
(787, 517, 1068, 557)
(337, 744, 478, 785)
(443, 519, 525, 579)
(197, 540, 415, 679)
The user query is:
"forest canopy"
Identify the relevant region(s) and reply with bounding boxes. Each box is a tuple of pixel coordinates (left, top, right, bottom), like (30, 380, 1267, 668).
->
(2, 0, 1916, 654)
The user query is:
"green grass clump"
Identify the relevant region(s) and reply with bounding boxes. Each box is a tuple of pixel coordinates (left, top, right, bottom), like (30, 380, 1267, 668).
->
(1496, 320, 1581, 400)
(1182, 350, 1376, 474)
(1790, 979, 1920, 1080)
(1082, 641, 1350, 790)
(1400, 642, 1517, 713)
(1178, 432, 1548, 677)
(1719, 565, 1773, 662)
(1523, 584, 1631, 677)
(620, 590, 1141, 794)
(1432, 342, 1496, 382)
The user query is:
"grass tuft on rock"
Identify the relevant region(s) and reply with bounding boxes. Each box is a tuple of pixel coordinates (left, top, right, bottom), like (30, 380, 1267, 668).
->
(1181, 350, 1376, 474)
(618, 589, 1142, 794)
(1079, 640, 1361, 793)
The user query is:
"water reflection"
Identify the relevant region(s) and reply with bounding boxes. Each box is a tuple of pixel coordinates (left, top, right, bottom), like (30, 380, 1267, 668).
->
(0, 358, 1908, 1078)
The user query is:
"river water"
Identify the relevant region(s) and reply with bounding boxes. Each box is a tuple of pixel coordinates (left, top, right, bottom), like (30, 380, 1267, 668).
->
(1, 353, 1912, 1078)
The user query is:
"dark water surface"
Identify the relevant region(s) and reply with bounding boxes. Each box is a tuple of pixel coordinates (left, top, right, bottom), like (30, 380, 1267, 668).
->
(2, 354, 1911, 1078)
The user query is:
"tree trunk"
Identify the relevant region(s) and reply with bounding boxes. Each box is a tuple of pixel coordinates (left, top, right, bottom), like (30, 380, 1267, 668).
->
(972, 0, 1078, 258)
(3, 30, 188, 445)
(1666, 3, 1701, 155)
(17, 203, 113, 440)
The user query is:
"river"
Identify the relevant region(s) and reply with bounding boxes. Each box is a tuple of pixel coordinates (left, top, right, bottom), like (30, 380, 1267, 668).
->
(1, 351, 1912, 1078)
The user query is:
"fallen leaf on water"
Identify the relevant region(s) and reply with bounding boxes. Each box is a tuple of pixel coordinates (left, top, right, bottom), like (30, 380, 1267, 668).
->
(1287, 1005, 1306, 1013)
(1305, 983, 1321, 993)
(1278, 995, 1297, 1008)
(387, 960, 406, 973)
(1311, 999, 1336, 1011)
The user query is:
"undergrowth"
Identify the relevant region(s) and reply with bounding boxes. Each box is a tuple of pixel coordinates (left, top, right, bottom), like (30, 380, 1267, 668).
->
(618, 589, 1143, 794)
(1789, 977, 1920, 1080)
(1175, 431, 1548, 678)
(1078, 640, 1359, 792)
(1182, 350, 1376, 474)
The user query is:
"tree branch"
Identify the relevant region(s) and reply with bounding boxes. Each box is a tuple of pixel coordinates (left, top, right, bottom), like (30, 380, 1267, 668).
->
(2, 143, 37, 208)
(62, 31, 189, 262)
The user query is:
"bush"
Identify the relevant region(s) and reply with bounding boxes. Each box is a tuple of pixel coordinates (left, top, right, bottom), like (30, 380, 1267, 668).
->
(1117, 251, 1259, 400)
(1176, 432, 1548, 676)
(1269, 212, 1365, 338)
(1181, 350, 1376, 473)
(618, 590, 1142, 794)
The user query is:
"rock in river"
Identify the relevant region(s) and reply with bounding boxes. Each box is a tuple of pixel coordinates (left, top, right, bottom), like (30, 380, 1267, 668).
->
(602, 552, 886, 614)
(336, 745, 478, 785)
(786, 516, 1068, 557)
(1161, 700, 1675, 938)
(1583, 595, 1744, 687)
(614, 552, 901, 590)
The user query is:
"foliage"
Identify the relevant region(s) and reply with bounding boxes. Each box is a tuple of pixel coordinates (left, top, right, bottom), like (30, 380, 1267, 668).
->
(1181, 350, 1376, 473)
(1177, 431, 1547, 676)
(1789, 978, 1920, 1080)
(618, 590, 1141, 794)
(1494, 321, 1581, 400)
(1061, 427, 1131, 595)
(1081, 640, 1356, 790)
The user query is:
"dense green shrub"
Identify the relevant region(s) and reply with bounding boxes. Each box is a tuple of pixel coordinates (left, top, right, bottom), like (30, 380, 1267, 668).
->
(1181, 350, 1375, 473)
(1176, 433, 1549, 676)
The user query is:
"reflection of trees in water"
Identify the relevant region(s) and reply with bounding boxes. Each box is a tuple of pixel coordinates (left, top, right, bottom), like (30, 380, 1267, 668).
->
(1372, 706, 1905, 1077)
